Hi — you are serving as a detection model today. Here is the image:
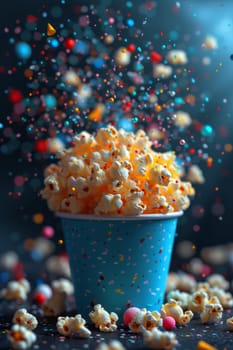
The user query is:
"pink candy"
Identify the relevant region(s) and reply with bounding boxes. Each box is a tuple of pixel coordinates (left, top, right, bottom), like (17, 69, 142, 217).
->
(162, 316, 176, 330)
(41, 226, 55, 238)
(123, 307, 140, 326)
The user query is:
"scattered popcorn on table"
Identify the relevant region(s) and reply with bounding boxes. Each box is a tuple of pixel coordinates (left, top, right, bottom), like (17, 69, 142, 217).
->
(7, 324, 36, 350)
(128, 308, 162, 333)
(41, 126, 195, 215)
(42, 291, 67, 316)
(13, 308, 38, 330)
(56, 314, 91, 338)
(226, 317, 233, 331)
(89, 304, 118, 332)
(160, 299, 193, 326)
(1, 279, 30, 301)
(95, 340, 126, 350)
(209, 286, 233, 309)
(141, 326, 178, 349)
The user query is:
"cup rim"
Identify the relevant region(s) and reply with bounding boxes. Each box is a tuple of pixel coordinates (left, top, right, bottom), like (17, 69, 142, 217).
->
(56, 211, 183, 221)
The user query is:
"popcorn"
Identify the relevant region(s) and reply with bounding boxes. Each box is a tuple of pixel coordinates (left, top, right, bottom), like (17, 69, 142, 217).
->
(173, 111, 192, 129)
(7, 324, 36, 350)
(141, 327, 178, 349)
(200, 300, 223, 324)
(186, 165, 205, 184)
(95, 340, 126, 350)
(207, 274, 230, 291)
(42, 126, 195, 215)
(89, 304, 118, 332)
(226, 317, 233, 331)
(153, 63, 172, 79)
(128, 309, 162, 333)
(1, 279, 30, 301)
(160, 299, 193, 326)
(209, 287, 233, 309)
(188, 290, 209, 313)
(166, 290, 190, 310)
(94, 193, 123, 215)
(56, 314, 91, 338)
(42, 279, 74, 316)
(115, 47, 131, 66)
(45, 254, 71, 278)
(166, 49, 188, 65)
(13, 309, 38, 330)
(202, 35, 218, 50)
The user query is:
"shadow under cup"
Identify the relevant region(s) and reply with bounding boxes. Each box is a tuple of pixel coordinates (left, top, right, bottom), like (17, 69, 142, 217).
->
(57, 212, 183, 320)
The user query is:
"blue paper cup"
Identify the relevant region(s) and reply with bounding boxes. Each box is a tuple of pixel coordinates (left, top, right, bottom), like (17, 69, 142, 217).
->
(57, 212, 183, 320)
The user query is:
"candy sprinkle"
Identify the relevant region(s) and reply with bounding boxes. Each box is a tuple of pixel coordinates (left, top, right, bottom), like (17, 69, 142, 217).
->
(196, 340, 217, 350)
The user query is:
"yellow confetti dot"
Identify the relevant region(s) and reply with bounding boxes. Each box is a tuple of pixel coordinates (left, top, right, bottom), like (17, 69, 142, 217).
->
(196, 340, 217, 350)
(119, 256, 124, 262)
(115, 288, 123, 294)
(32, 213, 44, 224)
(58, 239, 64, 245)
(47, 23, 56, 36)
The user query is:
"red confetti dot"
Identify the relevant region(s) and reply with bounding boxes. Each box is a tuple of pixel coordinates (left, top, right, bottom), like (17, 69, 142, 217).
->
(35, 139, 48, 153)
(64, 38, 75, 50)
(34, 292, 46, 305)
(127, 44, 136, 53)
(150, 51, 163, 64)
(8, 89, 23, 104)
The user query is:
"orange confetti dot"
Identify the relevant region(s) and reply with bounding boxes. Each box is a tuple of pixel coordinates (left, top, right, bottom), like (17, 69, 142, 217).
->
(224, 143, 232, 152)
(32, 213, 44, 224)
(196, 340, 217, 350)
(47, 23, 56, 36)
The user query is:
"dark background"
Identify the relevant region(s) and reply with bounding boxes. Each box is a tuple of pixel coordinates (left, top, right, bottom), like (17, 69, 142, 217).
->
(0, 0, 233, 257)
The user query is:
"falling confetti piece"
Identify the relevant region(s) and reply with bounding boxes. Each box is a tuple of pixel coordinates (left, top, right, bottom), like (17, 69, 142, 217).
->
(47, 23, 56, 36)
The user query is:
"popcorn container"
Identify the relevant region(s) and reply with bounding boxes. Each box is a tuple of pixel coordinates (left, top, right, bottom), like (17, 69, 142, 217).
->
(57, 211, 183, 320)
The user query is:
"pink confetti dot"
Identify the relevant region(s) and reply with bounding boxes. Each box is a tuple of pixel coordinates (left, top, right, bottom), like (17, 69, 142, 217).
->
(123, 307, 140, 326)
(41, 225, 55, 238)
(162, 316, 176, 330)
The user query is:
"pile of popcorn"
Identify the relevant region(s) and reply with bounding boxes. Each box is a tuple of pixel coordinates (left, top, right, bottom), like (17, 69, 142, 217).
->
(41, 126, 195, 215)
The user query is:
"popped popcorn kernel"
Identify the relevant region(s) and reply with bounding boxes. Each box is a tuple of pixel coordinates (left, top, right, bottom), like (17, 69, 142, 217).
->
(89, 304, 118, 332)
(142, 326, 178, 349)
(13, 309, 38, 331)
(95, 340, 126, 350)
(226, 316, 233, 331)
(56, 314, 91, 338)
(7, 324, 36, 350)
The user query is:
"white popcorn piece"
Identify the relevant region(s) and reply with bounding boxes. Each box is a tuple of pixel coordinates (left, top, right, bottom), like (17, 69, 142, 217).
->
(153, 63, 172, 79)
(142, 326, 178, 349)
(166, 49, 188, 65)
(13, 308, 38, 330)
(202, 35, 218, 50)
(1, 279, 30, 302)
(188, 290, 209, 313)
(128, 309, 162, 333)
(56, 314, 91, 338)
(200, 301, 223, 324)
(121, 197, 146, 215)
(42, 291, 67, 316)
(167, 290, 190, 310)
(207, 274, 230, 291)
(0, 251, 19, 270)
(209, 287, 233, 309)
(160, 299, 193, 326)
(61, 196, 84, 214)
(186, 165, 205, 184)
(115, 47, 131, 66)
(7, 324, 36, 350)
(94, 193, 123, 215)
(89, 304, 118, 332)
(226, 317, 233, 331)
(110, 161, 129, 182)
(52, 278, 74, 295)
(95, 340, 126, 350)
(173, 111, 192, 128)
(45, 255, 71, 278)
